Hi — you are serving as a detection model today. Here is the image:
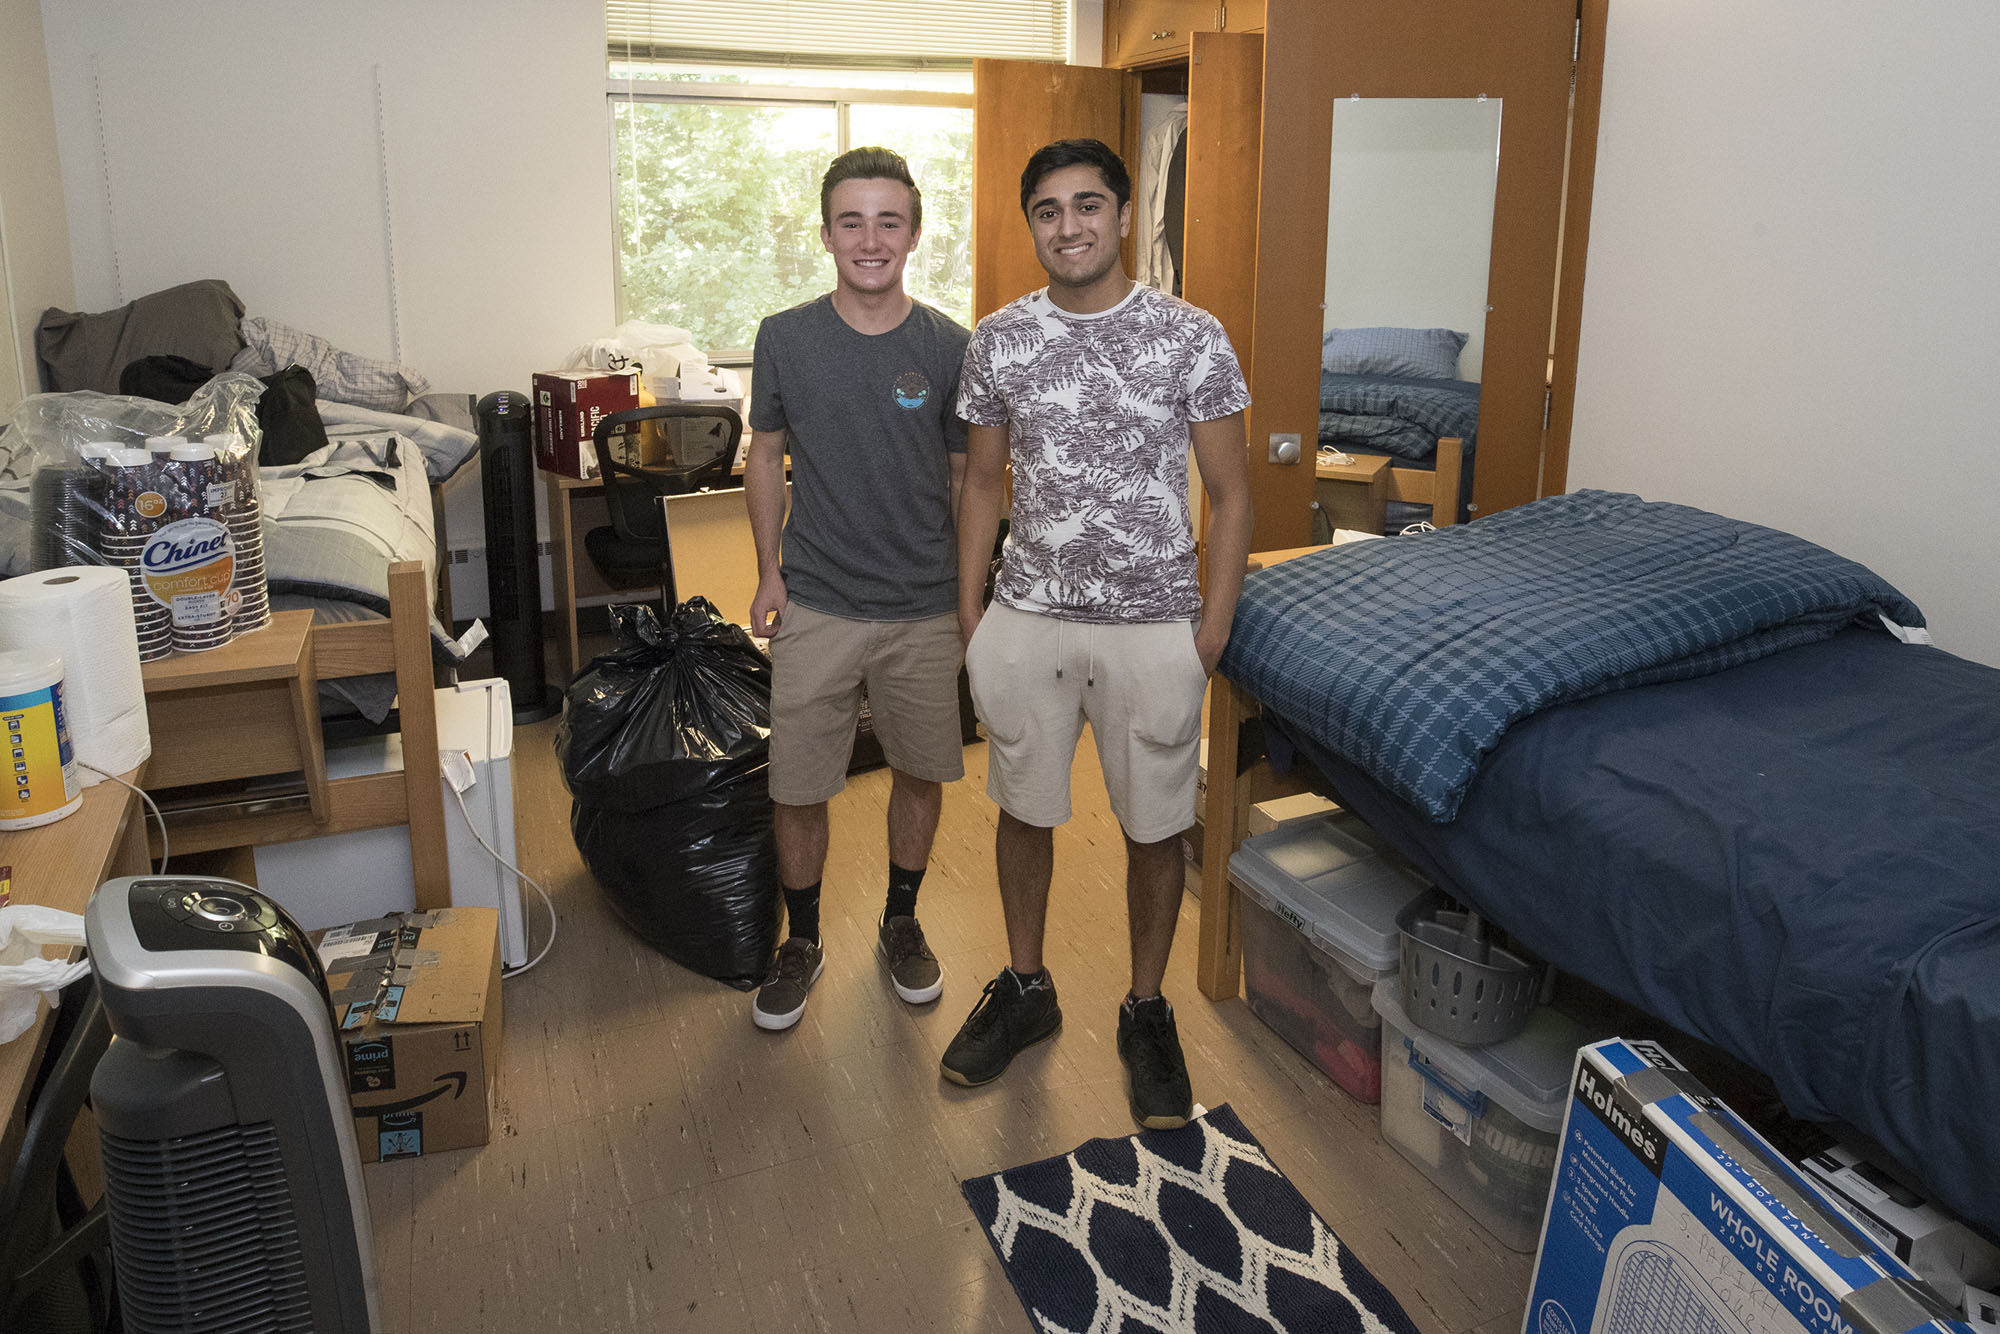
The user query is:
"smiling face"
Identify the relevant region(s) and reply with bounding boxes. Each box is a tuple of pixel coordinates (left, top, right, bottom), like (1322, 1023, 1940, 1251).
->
(1025, 163, 1132, 296)
(820, 177, 920, 298)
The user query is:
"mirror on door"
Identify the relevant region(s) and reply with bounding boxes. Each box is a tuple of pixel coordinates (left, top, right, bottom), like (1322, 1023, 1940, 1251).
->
(1317, 97, 1499, 534)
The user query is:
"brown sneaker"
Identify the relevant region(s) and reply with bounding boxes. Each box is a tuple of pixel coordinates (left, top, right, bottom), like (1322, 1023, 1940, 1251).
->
(878, 914, 943, 1004)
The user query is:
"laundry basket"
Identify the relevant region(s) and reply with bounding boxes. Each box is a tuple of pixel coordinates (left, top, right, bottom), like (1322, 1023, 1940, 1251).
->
(1396, 888, 1540, 1045)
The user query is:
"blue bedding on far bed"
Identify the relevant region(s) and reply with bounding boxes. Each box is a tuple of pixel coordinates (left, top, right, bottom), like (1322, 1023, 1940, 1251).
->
(1221, 491, 1926, 820)
(1266, 628, 2000, 1236)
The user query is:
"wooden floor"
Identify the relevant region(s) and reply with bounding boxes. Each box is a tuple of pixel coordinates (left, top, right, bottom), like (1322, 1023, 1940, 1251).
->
(360, 720, 1535, 1334)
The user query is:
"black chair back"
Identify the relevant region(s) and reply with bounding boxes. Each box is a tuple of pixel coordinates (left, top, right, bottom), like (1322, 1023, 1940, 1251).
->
(588, 405, 744, 610)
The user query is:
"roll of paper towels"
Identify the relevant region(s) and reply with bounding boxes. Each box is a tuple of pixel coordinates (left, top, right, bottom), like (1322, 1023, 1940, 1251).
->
(0, 566, 151, 783)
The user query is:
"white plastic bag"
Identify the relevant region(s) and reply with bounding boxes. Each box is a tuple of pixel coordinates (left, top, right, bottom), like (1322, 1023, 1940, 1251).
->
(0, 904, 90, 1043)
(560, 319, 700, 377)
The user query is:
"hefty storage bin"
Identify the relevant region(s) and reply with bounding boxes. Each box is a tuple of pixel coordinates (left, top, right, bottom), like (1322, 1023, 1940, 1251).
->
(1373, 978, 1584, 1252)
(1228, 816, 1427, 1103)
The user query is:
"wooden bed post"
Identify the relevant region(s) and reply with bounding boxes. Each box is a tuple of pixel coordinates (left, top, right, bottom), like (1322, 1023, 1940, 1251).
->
(389, 560, 451, 909)
(1196, 672, 1254, 1001)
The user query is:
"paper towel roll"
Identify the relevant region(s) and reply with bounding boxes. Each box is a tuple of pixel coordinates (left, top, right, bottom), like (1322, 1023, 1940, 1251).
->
(0, 566, 151, 783)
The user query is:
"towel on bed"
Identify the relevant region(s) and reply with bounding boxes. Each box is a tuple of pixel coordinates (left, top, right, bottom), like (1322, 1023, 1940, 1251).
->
(1221, 490, 1926, 820)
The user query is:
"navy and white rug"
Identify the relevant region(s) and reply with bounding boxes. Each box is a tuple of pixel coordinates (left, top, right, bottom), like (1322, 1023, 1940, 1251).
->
(962, 1103, 1420, 1334)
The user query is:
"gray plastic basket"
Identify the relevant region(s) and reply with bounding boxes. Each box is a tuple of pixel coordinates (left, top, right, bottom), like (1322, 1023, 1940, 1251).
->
(1396, 889, 1540, 1045)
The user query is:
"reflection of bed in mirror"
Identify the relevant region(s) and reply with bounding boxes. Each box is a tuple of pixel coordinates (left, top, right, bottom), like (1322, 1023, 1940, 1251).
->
(1319, 96, 1497, 531)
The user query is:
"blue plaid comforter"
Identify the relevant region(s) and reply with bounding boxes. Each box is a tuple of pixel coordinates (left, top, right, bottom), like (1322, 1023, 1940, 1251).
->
(1317, 371, 1481, 463)
(1219, 491, 1927, 820)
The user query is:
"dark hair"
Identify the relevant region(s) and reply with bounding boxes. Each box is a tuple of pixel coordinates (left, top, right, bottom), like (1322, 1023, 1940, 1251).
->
(1018, 138, 1132, 216)
(820, 146, 922, 232)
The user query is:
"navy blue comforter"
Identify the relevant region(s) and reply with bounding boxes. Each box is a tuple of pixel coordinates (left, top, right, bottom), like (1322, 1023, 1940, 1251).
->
(1316, 370, 1480, 463)
(1273, 630, 2000, 1236)
(1221, 491, 1926, 820)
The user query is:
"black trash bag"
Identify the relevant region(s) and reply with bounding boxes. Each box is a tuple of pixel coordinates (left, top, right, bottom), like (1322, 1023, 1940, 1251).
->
(555, 597, 779, 989)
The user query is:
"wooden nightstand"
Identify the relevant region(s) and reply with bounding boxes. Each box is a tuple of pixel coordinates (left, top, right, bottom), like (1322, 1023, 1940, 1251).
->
(140, 609, 327, 823)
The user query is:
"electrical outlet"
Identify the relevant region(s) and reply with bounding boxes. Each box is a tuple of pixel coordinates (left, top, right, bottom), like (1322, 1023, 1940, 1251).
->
(1268, 432, 1302, 465)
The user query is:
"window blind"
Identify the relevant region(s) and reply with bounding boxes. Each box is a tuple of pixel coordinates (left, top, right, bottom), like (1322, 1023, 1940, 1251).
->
(605, 0, 1070, 66)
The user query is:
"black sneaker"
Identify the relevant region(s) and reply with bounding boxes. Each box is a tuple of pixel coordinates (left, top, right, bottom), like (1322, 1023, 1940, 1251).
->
(939, 968, 1061, 1087)
(878, 914, 943, 1004)
(752, 937, 824, 1032)
(1117, 994, 1193, 1129)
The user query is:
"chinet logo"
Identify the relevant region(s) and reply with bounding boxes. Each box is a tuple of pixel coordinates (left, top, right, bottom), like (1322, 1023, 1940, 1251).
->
(142, 523, 229, 573)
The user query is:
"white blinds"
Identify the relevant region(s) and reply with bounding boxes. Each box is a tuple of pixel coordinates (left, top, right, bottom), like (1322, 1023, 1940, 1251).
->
(605, 1, 1070, 66)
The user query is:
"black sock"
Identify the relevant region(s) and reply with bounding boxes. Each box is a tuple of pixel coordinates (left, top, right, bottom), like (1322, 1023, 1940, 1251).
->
(1007, 966, 1049, 991)
(784, 883, 821, 943)
(885, 862, 926, 922)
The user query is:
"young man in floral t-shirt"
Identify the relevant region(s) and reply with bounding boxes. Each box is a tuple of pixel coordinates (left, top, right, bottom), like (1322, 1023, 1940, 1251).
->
(944, 139, 1254, 1128)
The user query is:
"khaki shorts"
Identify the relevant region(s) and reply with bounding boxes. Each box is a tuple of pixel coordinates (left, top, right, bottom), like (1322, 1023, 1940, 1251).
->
(965, 602, 1208, 844)
(767, 602, 967, 805)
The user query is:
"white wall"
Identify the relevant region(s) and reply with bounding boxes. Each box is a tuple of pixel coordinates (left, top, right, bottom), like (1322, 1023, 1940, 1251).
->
(1570, 1, 2000, 667)
(38, 0, 615, 618)
(1325, 98, 1499, 382)
(0, 0, 75, 414)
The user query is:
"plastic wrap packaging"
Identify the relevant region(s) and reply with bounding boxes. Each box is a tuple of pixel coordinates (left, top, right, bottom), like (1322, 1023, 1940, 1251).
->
(557, 598, 780, 990)
(5, 374, 273, 658)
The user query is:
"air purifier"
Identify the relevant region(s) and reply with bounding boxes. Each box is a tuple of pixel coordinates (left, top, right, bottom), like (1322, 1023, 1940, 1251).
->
(85, 875, 379, 1333)
(477, 389, 560, 721)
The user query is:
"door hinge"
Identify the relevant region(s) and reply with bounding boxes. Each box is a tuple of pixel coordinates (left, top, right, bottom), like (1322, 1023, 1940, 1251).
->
(1543, 387, 1554, 431)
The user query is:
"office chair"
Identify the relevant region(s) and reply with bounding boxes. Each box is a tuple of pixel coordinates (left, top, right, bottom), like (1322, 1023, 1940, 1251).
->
(584, 404, 743, 610)
(0, 975, 118, 1334)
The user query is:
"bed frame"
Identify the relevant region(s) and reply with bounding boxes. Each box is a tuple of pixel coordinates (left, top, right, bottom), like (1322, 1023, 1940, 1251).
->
(143, 559, 450, 907)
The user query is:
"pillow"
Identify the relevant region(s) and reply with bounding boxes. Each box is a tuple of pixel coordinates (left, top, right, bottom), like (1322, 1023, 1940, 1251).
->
(35, 279, 246, 394)
(231, 316, 431, 412)
(1321, 326, 1468, 380)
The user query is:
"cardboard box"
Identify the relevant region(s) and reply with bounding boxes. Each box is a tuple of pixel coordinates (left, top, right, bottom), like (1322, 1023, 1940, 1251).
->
(1799, 1147, 2000, 1306)
(533, 369, 638, 478)
(315, 906, 502, 1163)
(1248, 791, 1342, 837)
(1527, 1038, 1969, 1334)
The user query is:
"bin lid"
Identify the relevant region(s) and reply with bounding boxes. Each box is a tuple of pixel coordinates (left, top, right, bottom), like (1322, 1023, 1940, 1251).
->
(1372, 977, 1584, 1133)
(1227, 816, 1425, 973)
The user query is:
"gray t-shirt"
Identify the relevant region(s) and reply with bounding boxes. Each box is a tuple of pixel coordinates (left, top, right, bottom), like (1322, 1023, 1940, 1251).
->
(958, 284, 1250, 623)
(750, 295, 970, 621)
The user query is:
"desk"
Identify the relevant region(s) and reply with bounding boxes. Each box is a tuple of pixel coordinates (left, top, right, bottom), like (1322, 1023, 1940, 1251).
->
(1314, 452, 1395, 535)
(0, 766, 148, 1168)
(544, 471, 779, 684)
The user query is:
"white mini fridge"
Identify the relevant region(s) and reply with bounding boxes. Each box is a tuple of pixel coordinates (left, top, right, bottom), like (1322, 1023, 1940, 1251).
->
(254, 677, 528, 967)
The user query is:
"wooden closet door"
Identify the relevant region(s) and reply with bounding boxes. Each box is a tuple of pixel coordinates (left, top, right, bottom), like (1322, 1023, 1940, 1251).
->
(1246, 0, 1590, 551)
(1182, 31, 1263, 382)
(971, 60, 1128, 318)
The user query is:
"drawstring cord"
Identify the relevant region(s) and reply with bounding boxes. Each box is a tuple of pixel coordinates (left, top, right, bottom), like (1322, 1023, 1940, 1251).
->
(1053, 620, 1096, 686)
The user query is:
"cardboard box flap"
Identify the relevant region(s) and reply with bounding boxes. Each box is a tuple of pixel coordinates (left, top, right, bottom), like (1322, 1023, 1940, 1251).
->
(317, 906, 498, 1028)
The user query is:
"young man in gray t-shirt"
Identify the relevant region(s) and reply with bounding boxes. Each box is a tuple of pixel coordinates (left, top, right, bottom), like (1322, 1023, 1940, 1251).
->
(743, 147, 971, 1032)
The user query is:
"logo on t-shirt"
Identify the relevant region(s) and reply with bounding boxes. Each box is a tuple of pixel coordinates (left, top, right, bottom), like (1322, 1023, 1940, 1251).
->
(893, 371, 931, 409)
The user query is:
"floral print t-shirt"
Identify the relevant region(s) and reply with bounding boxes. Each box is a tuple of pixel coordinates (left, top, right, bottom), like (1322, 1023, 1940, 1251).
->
(957, 283, 1250, 623)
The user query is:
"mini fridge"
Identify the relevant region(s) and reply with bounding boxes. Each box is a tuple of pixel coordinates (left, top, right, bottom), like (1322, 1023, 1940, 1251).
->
(254, 677, 528, 967)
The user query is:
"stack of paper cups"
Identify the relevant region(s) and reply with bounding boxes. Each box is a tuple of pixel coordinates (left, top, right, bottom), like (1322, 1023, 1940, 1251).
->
(0, 566, 151, 786)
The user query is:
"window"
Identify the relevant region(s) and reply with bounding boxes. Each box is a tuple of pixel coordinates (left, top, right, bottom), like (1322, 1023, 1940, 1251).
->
(610, 66, 974, 358)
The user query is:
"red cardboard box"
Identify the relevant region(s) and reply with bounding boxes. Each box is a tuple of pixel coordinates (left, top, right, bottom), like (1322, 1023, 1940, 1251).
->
(532, 370, 638, 478)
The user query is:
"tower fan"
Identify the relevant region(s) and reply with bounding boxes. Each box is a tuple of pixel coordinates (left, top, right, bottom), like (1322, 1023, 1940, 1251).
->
(477, 389, 561, 720)
(85, 876, 380, 1333)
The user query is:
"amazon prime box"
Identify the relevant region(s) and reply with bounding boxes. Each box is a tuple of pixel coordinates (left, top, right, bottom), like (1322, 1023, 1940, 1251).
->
(315, 907, 502, 1162)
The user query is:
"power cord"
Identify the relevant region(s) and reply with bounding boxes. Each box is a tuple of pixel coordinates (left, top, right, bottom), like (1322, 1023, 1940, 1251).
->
(443, 765, 557, 977)
(1316, 445, 1355, 468)
(77, 762, 168, 874)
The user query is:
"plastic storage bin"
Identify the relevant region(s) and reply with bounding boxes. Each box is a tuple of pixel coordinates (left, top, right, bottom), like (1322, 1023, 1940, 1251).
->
(1372, 977, 1584, 1251)
(1228, 816, 1427, 1103)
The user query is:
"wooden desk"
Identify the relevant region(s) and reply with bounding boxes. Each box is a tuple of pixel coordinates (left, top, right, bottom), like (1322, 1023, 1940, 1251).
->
(544, 470, 780, 684)
(1314, 452, 1395, 535)
(141, 610, 327, 823)
(0, 766, 148, 1168)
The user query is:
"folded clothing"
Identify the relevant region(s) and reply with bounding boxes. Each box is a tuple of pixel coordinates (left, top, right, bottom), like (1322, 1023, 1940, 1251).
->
(36, 279, 245, 394)
(233, 316, 430, 412)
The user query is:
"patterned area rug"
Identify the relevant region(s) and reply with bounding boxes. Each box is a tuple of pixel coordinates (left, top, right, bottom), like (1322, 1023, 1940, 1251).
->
(962, 1104, 1420, 1334)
